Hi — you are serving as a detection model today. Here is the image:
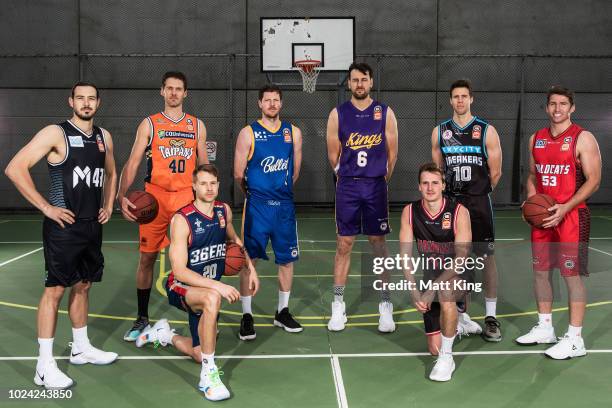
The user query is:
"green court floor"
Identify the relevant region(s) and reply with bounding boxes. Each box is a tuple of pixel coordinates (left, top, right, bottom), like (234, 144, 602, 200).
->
(1, 209, 612, 407)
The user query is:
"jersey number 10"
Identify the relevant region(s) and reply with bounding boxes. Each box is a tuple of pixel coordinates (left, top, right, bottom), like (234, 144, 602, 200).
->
(453, 166, 472, 182)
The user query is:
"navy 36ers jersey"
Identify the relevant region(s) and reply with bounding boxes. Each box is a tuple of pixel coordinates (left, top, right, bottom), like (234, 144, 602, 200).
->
(337, 100, 388, 177)
(438, 117, 491, 196)
(48, 120, 106, 219)
(409, 198, 460, 258)
(245, 120, 294, 201)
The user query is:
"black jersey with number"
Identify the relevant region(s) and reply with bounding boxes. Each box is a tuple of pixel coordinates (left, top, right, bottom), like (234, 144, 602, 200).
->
(409, 198, 459, 257)
(48, 120, 107, 219)
(438, 117, 491, 196)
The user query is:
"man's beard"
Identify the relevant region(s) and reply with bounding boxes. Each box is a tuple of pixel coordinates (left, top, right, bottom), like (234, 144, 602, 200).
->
(352, 89, 369, 100)
(74, 110, 95, 121)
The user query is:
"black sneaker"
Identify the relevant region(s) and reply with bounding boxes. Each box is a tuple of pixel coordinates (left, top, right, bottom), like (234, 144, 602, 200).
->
(124, 316, 150, 342)
(483, 316, 502, 342)
(273, 308, 303, 333)
(239, 313, 256, 341)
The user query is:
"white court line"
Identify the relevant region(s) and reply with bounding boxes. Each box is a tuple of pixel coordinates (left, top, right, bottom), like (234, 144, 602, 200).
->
(331, 356, 349, 408)
(589, 246, 612, 257)
(0, 247, 43, 268)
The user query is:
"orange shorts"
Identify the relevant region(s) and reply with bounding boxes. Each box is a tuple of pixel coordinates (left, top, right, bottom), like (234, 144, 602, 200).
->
(139, 183, 194, 253)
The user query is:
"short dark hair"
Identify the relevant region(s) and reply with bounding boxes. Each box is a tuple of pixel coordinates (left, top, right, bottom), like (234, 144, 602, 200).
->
(193, 164, 219, 180)
(258, 84, 282, 100)
(71, 81, 99, 99)
(449, 79, 473, 97)
(162, 71, 187, 90)
(547, 85, 574, 106)
(348, 62, 374, 78)
(418, 162, 445, 183)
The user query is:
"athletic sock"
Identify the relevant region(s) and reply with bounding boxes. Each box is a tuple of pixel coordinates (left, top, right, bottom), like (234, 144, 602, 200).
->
(72, 326, 90, 350)
(538, 313, 553, 328)
(241, 296, 252, 315)
(278, 291, 290, 313)
(137, 288, 151, 319)
(202, 353, 215, 369)
(38, 338, 54, 362)
(485, 297, 497, 317)
(333, 285, 345, 303)
(440, 334, 455, 355)
(567, 324, 582, 337)
(380, 289, 391, 304)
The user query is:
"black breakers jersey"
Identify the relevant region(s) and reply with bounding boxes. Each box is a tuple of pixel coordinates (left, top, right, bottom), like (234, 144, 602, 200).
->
(410, 198, 459, 259)
(48, 121, 107, 219)
(438, 117, 491, 196)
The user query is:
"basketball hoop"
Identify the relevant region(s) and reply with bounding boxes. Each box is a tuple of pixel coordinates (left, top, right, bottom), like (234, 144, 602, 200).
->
(295, 60, 321, 93)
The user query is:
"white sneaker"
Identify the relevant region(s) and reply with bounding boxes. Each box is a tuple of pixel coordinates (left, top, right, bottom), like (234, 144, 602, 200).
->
(327, 301, 347, 332)
(456, 313, 483, 336)
(544, 335, 587, 360)
(515, 324, 557, 345)
(34, 359, 73, 389)
(429, 353, 455, 382)
(378, 302, 396, 333)
(69, 342, 118, 365)
(198, 364, 230, 401)
(136, 318, 175, 348)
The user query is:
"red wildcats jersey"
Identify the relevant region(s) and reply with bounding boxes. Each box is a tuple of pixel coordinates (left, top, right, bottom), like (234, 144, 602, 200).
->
(532, 123, 586, 207)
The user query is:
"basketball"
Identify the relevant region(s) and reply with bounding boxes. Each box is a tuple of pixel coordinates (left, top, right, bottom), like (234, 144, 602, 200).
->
(224, 242, 246, 276)
(522, 193, 557, 228)
(127, 190, 159, 224)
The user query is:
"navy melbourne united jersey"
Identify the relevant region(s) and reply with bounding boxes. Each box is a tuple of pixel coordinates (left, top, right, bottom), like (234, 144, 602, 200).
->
(178, 202, 227, 281)
(410, 198, 459, 257)
(337, 100, 387, 178)
(245, 120, 294, 201)
(48, 120, 106, 219)
(438, 117, 491, 196)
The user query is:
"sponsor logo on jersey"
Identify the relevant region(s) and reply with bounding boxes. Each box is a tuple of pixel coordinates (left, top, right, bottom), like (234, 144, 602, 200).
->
(535, 139, 547, 148)
(156, 118, 166, 124)
(563, 136, 572, 144)
(187, 118, 193, 125)
(217, 210, 226, 228)
(345, 132, 383, 150)
(442, 212, 452, 229)
(260, 156, 289, 174)
(193, 218, 205, 234)
(253, 131, 267, 141)
(96, 134, 105, 152)
(157, 130, 195, 140)
(561, 143, 570, 151)
(373, 105, 383, 120)
(283, 128, 292, 143)
(441, 145, 482, 154)
(158, 139, 194, 160)
(472, 125, 482, 139)
(442, 129, 453, 140)
(68, 136, 84, 147)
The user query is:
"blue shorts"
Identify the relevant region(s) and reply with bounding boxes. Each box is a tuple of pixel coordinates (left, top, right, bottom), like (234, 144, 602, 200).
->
(335, 177, 390, 236)
(165, 278, 202, 347)
(243, 198, 299, 264)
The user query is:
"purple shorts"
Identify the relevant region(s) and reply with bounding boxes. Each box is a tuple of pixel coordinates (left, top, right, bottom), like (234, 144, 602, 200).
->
(335, 176, 390, 236)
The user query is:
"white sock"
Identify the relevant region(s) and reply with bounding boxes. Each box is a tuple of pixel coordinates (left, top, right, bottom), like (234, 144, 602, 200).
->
(538, 313, 553, 328)
(38, 338, 54, 362)
(333, 285, 345, 303)
(72, 326, 90, 349)
(201, 353, 215, 368)
(278, 291, 290, 313)
(567, 325, 582, 337)
(440, 334, 455, 355)
(241, 296, 252, 315)
(485, 297, 497, 317)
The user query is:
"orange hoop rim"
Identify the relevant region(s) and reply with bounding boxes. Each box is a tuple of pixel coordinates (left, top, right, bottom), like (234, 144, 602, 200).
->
(295, 59, 321, 73)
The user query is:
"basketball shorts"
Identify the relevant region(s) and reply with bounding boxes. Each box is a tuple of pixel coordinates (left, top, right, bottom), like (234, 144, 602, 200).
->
(43, 217, 104, 287)
(421, 267, 469, 335)
(531, 206, 590, 277)
(243, 197, 299, 265)
(452, 194, 495, 255)
(165, 276, 203, 347)
(335, 176, 390, 236)
(139, 183, 194, 253)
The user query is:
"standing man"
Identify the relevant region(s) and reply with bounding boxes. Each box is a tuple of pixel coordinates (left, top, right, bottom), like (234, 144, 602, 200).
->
(431, 79, 503, 341)
(118, 71, 208, 341)
(516, 86, 600, 359)
(399, 163, 472, 381)
(326, 62, 399, 332)
(5, 82, 118, 389)
(234, 84, 303, 340)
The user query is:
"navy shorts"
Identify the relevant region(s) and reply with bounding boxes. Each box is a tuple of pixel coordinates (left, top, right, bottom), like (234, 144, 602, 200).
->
(165, 278, 202, 347)
(335, 176, 390, 236)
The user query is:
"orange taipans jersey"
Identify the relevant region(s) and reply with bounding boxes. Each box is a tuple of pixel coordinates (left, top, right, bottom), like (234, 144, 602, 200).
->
(145, 112, 199, 191)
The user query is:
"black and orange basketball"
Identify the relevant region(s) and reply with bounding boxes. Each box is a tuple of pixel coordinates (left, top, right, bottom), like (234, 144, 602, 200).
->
(127, 190, 159, 224)
(225, 243, 246, 276)
(522, 193, 557, 228)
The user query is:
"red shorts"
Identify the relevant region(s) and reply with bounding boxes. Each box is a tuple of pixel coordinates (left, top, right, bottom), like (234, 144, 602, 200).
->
(531, 206, 590, 276)
(139, 183, 194, 253)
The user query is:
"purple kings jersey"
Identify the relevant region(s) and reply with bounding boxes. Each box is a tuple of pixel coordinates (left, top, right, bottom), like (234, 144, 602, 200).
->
(337, 100, 388, 177)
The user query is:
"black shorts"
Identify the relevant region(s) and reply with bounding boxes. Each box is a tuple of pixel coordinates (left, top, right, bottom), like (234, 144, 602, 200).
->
(451, 194, 495, 255)
(43, 218, 104, 287)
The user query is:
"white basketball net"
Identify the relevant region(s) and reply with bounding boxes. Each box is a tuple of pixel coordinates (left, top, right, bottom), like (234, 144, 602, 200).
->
(295, 60, 321, 93)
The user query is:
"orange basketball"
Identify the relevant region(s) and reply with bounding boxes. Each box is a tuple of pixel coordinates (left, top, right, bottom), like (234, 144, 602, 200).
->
(224, 243, 246, 276)
(522, 193, 557, 228)
(127, 190, 159, 224)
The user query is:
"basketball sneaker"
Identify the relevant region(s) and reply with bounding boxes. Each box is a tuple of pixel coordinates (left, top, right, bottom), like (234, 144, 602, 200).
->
(429, 353, 455, 382)
(544, 334, 587, 360)
(69, 342, 118, 365)
(328, 301, 347, 331)
(378, 301, 396, 333)
(199, 364, 230, 401)
(239, 313, 256, 341)
(273, 307, 303, 333)
(482, 316, 502, 342)
(515, 324, 557, 345)
(34, 359, 73, 389)
(456, 312, 482, 337)
(136, 318, 175, 348)
(123, 316, 150, 342)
